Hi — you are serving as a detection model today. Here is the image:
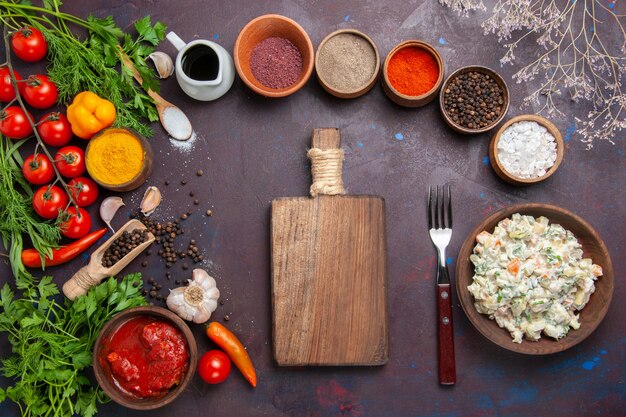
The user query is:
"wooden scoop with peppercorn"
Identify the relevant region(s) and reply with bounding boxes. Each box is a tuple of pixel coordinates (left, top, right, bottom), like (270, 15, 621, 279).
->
(62, 219, 155, 300)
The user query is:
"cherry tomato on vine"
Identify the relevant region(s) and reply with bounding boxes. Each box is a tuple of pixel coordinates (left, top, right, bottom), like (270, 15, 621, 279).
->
(37, 112, 73, 147)
(59, 206, 92, 239)
(68, 177, 99, 207)
(0, 67, 25, 102)
(22, 153, 55, 185)
(23, 75, 58, 109)
(55, 146, 85, 178)
(0, 106, 33, 140)
(11, 26, 48, 63)
(32, 185, 68, 219)
(197, 350, 231, 384)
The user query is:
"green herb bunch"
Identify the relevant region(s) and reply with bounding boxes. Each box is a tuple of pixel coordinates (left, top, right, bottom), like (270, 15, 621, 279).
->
(0, 0, 166, 137)
(0, 273, 147, 417)
(0, 137, 60, 280)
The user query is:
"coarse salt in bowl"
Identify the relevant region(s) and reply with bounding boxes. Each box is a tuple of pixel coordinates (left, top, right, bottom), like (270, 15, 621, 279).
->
(489, 115, 564, 185)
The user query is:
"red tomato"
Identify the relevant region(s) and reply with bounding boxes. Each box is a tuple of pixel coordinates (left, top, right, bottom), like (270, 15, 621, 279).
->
(11, 26, 48, 63)
(23, 75, 58, 109)
(68, 177, 99, 207)
(197, 350, 231, 384)
(0, 67, 25, 102)
(32, 185, 68, 219)
(0, 106, 33, 140)
(59, 206, 92, 239)
(55, 146, 85, 178)
(22, 153, 55, 185)
(37, 112, 73, 147)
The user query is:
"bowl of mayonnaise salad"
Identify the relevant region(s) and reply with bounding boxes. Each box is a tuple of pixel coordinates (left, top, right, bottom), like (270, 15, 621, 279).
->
(456, 203, 614, 355)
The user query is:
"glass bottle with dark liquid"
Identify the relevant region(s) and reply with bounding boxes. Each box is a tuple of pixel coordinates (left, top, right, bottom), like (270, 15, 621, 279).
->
(181, 45, 220, 81)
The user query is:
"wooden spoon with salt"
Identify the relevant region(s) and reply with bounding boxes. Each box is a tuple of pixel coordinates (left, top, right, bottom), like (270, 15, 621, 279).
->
(118, 46, 193, 141)
(62, 219, 155, 300)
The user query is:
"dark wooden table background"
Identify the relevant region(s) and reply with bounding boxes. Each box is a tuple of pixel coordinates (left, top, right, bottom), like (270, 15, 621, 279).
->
(1, 1, 624, 416)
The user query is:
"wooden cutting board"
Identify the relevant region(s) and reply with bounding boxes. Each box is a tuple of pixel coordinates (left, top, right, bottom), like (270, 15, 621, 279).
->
(271, 128, 388, 366)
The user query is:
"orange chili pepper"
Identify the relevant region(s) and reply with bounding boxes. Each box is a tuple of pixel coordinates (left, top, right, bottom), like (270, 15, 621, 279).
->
(206, 322, 257, 387)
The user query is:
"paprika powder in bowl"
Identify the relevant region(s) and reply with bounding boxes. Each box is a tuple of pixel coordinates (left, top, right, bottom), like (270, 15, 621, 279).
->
(382, 40, 444, 108)
(234, 14, 314, 98)
(85, 127, 153, 192)
(93, 306, 198, 410)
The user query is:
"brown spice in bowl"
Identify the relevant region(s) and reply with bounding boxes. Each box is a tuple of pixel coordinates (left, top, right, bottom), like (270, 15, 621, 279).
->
(317, 33, 377, 92)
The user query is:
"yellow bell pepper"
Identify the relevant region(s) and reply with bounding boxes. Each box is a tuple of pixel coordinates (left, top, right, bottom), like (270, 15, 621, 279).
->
(66, 91, 116, 139)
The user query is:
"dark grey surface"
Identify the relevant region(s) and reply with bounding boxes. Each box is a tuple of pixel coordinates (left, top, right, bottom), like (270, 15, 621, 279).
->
(1, 1, 624, 416)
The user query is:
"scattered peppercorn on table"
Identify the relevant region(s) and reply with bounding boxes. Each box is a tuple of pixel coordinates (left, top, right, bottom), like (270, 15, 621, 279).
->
(0, 1, 624, 417)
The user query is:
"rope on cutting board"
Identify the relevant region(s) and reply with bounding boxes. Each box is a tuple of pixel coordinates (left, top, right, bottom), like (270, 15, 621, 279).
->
(307, 147, 345, 197)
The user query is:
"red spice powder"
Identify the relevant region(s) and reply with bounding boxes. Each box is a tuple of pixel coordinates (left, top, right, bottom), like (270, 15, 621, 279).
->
(250, 37, 303, 89)
(387, 47, 439, 96)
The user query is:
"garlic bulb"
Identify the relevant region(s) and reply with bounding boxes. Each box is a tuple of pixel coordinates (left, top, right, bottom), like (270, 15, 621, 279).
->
(147, 51, 174, 79)
(167, 269, 219, 324)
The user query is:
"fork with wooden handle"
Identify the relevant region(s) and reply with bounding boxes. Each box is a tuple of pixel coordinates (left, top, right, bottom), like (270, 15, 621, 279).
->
(428, 185, 456, 385)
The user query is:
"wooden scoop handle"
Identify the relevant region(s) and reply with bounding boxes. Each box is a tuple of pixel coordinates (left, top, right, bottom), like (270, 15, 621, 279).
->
(63, 267, 106, 301)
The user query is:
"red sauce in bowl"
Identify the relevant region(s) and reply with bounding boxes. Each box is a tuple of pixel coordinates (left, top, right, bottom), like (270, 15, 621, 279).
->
(101, 316, 189, 398)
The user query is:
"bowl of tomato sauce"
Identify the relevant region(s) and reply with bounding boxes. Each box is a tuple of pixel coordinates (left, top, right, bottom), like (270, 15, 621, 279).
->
(93, 306, 197, 410)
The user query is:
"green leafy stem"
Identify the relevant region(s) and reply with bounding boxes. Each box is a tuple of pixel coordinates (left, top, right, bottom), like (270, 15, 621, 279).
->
(0, 273, 147, 417)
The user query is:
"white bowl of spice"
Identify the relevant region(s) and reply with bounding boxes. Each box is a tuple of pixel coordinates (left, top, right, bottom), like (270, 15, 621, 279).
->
(315, 29, 380, 99)
(489, 115, 564, 185)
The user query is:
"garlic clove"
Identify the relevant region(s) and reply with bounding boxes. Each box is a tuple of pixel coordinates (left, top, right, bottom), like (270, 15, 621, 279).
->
(147, 51, 174, 79)
(166, 289, 190, 320)
(140, 186, 161, 217)
(193, 268, 212, 288)
(192, 306, 212, 324)
(100, 196, 125, 232)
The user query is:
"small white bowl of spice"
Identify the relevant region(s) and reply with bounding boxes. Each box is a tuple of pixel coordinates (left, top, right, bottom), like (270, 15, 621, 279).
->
(489, 115, 564, 185)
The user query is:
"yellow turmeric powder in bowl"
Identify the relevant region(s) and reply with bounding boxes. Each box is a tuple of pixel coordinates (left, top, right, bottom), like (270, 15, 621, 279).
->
(86, 128, 153, 191)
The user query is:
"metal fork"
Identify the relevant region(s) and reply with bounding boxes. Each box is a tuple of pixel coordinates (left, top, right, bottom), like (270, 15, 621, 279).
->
(428, 185, 456, 385)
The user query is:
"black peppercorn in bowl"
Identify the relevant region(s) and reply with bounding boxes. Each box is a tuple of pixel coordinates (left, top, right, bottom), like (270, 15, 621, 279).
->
(439, 66, 510, 135)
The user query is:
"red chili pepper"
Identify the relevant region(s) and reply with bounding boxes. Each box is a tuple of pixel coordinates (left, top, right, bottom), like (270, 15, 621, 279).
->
(21, 228, 106, 268)
(206, 322, 257, 387)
